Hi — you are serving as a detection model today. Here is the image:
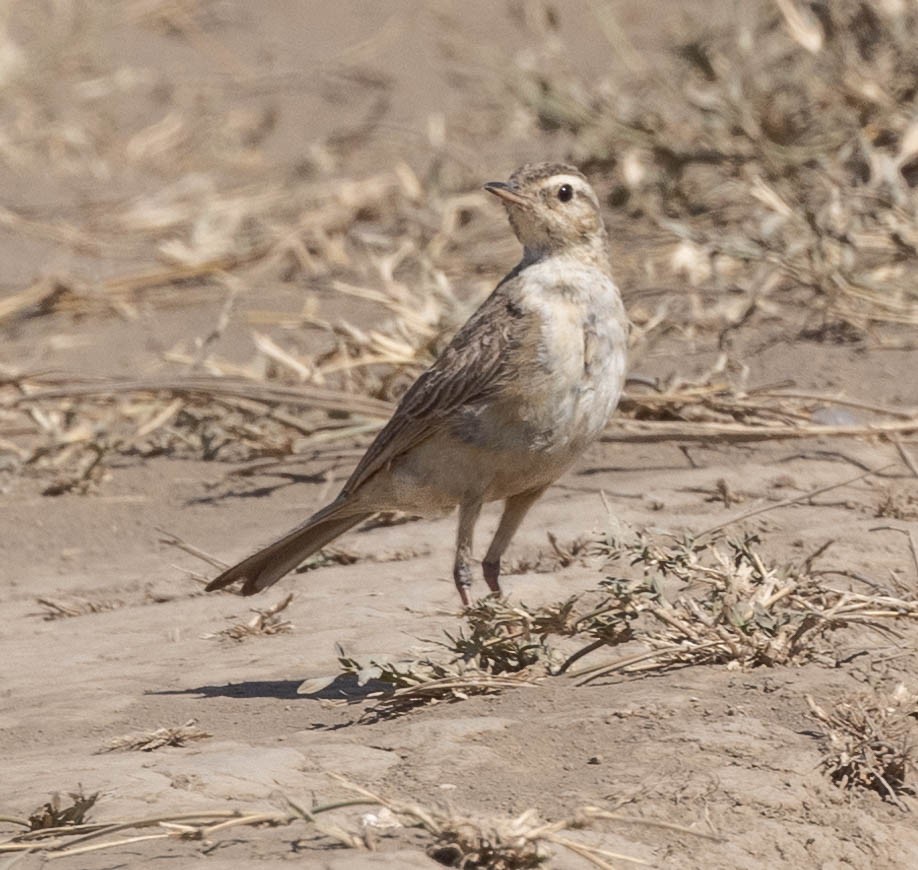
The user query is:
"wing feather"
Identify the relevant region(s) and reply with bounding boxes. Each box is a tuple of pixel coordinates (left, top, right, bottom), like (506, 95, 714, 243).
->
(340, 277, 527, 496)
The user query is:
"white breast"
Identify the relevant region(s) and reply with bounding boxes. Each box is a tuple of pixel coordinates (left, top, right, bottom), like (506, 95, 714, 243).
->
(519, 258, 628, 451)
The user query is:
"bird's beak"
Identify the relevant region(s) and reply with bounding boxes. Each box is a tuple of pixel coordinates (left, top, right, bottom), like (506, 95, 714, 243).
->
(484, 181, 530, 207)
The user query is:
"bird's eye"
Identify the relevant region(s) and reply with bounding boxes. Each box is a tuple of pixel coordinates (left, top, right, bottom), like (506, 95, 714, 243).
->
(558, 183, 574, 203)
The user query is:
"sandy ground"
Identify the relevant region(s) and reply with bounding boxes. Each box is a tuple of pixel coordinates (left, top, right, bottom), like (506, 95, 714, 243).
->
(2, 2, 918, 868)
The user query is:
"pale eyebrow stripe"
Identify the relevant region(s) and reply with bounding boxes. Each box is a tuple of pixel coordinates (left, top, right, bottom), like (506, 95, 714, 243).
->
(550, 174, 586, 189)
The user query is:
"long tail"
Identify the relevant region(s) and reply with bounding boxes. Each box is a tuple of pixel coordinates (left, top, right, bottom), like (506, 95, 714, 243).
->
(205, 505, 371, 596)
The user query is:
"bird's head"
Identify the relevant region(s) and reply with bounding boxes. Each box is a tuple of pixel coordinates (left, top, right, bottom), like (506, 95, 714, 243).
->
(484, 162, 608, 263)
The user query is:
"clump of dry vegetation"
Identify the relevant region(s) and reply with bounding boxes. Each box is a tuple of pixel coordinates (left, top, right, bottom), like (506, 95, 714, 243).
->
(33, 594, 125, 620)
(330, 643, 543, 723)
(284, 776, 717, 868)
(98, 719, 212, 753)
(201, 592, 294, 641)
(0, 773, 716, 867)
(24, 789, 99, 831)
(314, 528, 918, 719)
(315, 589, 636, 719)
(612, 360, 918, 445)
(808, 684, 917, 808)
(565, 530, 918, 683)
(0, 801, 289, 861)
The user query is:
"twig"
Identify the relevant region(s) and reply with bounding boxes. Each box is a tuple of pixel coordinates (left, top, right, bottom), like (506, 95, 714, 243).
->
(545, 832, 649, 868)
(586, 809, 724, 841)
(99, 250, 270, 298)
(891, 436, 918, 478)
(12, 375, 393, 419)
(18, 813, 239, 850)
(46, 833, 172, 859)
(189, 279, 242, 371)
(569, 643, 722, 685)
(156, 527, 227, 571)
(0, 280, 71, 324)
(755, 390, 916, 421)
(603, 420, 918, 444)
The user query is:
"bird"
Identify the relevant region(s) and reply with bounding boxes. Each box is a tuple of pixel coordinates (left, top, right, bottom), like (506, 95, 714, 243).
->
(206, 162, 629, 606)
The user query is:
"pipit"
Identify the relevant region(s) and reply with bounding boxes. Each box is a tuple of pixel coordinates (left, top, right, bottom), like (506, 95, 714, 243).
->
(207, 162, 629, 605)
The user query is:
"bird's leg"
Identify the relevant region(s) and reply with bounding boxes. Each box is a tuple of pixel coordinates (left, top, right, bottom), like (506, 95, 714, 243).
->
(481, 559, 501, 595)
(482, 486, 548, 597)
(453, 498, 483, 606)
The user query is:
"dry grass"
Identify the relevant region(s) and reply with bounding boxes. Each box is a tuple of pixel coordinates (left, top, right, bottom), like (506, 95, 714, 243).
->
(0, 4, 494, 490)
(326, 642, 543, 723)
(0, 776, 716, 866)
(201, 593, 294, 641)
(33, 595, 125, 620)
(325, 776, 719, 868)
(1, 4, 917, 497)
(98, 719, 212, 753)
(492, 0, 918, 334)
(4, 365, 916, 493)
(24, 789, 99, 832)
(0, 805, 294, 860)
(308, 528, 918, 721)
(808, 684, 917, 808)
(565, 530, 918, 684)
(308, 589, 630, 720)
(0, 0, 918, 510)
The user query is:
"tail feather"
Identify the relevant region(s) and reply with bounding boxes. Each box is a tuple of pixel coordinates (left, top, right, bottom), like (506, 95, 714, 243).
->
(206, 508, 371, 595)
